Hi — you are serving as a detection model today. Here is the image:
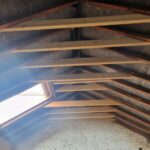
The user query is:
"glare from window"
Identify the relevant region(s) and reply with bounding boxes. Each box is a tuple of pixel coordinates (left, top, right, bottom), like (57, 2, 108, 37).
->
(0, 84, 48, 126)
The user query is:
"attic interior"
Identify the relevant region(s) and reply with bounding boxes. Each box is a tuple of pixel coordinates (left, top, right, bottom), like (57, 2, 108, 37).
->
(0, 0, 150, 150)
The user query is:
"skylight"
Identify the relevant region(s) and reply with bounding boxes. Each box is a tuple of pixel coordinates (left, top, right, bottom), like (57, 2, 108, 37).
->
(0, 84, 49, 127)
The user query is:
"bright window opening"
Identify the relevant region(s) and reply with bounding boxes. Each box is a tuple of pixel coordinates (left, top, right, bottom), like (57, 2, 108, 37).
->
(0, 84, 48, 126)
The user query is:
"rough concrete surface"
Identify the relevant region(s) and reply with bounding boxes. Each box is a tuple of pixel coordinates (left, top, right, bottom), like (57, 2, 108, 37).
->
(17, 120, 150, 150)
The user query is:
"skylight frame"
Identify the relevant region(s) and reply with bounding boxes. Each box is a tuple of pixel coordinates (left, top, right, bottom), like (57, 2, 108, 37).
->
(0, 83, 52, 128)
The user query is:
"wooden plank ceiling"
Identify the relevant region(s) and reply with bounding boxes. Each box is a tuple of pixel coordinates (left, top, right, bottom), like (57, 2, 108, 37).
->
(0, 0, 149, 140)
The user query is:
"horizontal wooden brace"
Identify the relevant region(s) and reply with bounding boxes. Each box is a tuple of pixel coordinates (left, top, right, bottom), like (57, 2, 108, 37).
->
(32, 72, 132, 82)
(1, 14, 150, 32)
(53, 80, 111, 85)
(23, 57, 149, 68)
(46, 99, 122, 107)
(13, 38, 150, 53)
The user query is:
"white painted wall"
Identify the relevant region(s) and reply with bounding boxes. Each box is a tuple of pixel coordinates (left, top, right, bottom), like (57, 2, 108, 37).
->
(17, 119, 150, 150)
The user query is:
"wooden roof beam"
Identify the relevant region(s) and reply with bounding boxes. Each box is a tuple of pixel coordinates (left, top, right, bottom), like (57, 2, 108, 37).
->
(32, 72, 132, 83)
(115, 116, 149, 139)
(100, 91, 150, 119)
(102, 83, 149, 105)
(46, 99, 122, 108)
(12, 38, 150, 53)
(116, 110, 150, 129)
(53, 79, 111, 85)
(113, 80, 150, 97)
(81, 51, 150, 82)
(1, 14, 150, 32)
(84, 89, 150, 118)
(81, 91, 106, 99)
(23, 57, 149, 68)
(82, 65, 150, 92)
(105, 65, 150, 82)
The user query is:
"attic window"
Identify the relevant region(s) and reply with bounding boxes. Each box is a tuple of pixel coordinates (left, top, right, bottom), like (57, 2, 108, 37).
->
(0, 84, 49, 127)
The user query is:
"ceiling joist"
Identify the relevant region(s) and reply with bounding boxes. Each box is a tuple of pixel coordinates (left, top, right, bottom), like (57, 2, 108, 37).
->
(23, 57, 149, 68)
(12, 38, 150, 53)
(32, 72, 132, 82)
(53, 80, 111, 85)
(46, 99, 122, 107)
(1, 14, 150, 32)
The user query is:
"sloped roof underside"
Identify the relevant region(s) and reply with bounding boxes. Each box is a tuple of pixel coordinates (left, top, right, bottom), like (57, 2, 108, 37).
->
(0, 0, 149, 144)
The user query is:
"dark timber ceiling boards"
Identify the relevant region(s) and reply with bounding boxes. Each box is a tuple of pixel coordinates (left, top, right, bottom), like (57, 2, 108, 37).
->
(0, 0, 149, 142)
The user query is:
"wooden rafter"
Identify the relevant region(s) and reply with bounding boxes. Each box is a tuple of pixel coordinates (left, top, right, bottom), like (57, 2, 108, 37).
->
(83, 91, 150, 130)
(84, 90, 149, 118)
(82, 51, 150, 83)
(101, 91, 150, 119)
(32, 72, 132, 82)
(12, 38, 150, 53)
(116, 118, 149, 139)
(95, 26, 150, 42)
(1, 14, 150, 32)
(105, 63, 150, 82)
(114, 80, 150, 97)
(116, 111, 150, 129)
(82, 66, 150, 96)
(85, 0, 150, 15)
(88, 0, 150, 41)
(0, 1, 78, 29)
(81, 91, 105, 99)
(115, 116, 149, 135)
(46, 99, 122, 107)
(104, 82, 150, 105)
(23, 57, 149, 68)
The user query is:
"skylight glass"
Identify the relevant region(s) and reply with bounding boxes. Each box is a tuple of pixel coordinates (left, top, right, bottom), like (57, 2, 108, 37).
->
(0, 84, 48, 127)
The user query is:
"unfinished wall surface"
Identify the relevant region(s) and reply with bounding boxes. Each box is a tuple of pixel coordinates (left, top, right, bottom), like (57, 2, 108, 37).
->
(0, 136, 13, 150)
(16, 120, 150, 150)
